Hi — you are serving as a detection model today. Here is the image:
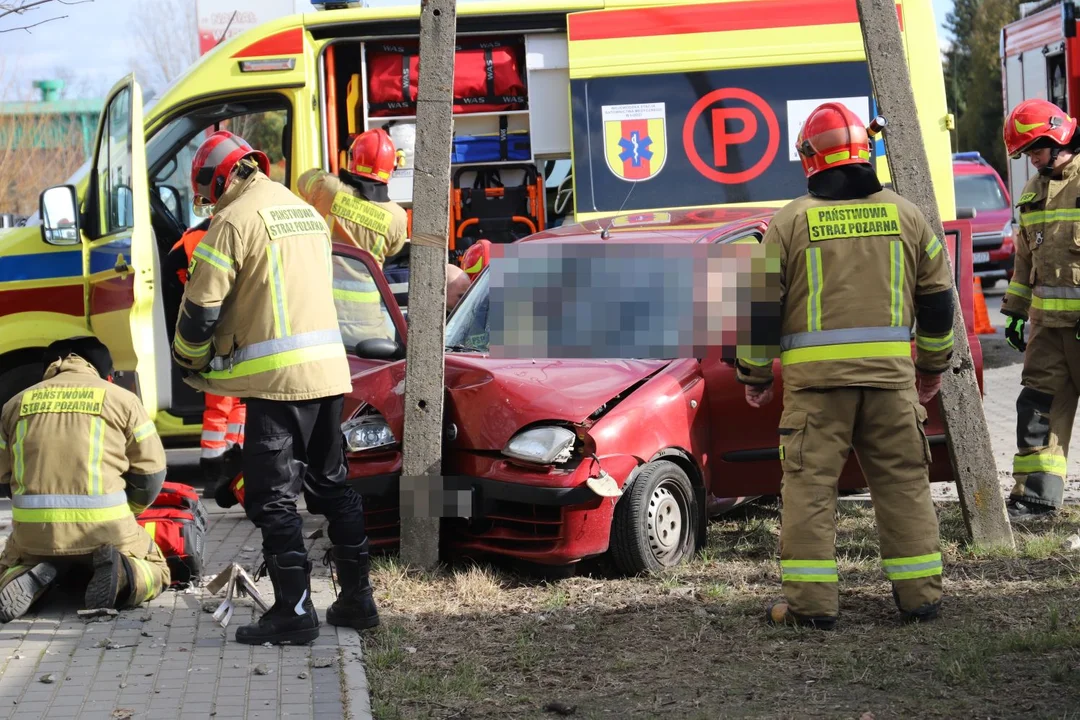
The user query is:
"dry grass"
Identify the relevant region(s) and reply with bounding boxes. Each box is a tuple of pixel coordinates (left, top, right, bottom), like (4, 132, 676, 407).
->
(362, 502, 1080, 719)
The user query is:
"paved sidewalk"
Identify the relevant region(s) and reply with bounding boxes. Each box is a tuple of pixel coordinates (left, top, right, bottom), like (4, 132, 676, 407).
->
(0, 497, 373, 720)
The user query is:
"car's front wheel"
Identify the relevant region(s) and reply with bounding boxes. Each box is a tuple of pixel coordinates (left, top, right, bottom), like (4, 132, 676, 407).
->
(610, 460, 698, 575)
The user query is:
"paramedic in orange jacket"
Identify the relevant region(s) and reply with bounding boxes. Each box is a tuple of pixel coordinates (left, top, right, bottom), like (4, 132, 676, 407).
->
(167, 221, 245, 509)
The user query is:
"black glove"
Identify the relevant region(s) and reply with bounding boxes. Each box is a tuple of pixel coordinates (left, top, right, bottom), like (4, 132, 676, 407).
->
(1005, 315, 1027, 352)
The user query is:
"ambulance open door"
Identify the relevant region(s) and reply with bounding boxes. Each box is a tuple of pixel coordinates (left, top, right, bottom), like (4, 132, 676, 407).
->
(40, 75, 161, 418)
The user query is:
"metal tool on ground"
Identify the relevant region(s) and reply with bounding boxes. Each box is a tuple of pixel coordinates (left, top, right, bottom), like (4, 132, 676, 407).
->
(205, 563, 268, 628)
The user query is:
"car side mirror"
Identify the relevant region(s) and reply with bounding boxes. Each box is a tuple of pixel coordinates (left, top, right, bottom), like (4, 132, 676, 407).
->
(355, 337, 405, 361)
(39, 185, 81, 246)
(956, 207, 977, 220)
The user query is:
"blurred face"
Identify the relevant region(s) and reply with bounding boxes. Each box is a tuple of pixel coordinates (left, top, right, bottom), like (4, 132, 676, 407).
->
(1025, 147, 1052, 171)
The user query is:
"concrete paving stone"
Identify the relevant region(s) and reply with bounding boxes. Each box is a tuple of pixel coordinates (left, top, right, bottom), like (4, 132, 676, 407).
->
(9, 702, 49, 714)
(44, 694, 84, 707)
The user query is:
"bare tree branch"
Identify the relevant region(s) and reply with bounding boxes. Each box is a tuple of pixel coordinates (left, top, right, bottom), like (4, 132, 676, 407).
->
(0, 0, 92, 34)
(128, 0, 198, 95)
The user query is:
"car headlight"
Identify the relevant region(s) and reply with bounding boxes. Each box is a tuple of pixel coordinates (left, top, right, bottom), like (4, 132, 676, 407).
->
(1002, 220, 1015, 238)
(502, 426, 577, 465)
(342, 413, 396, 452)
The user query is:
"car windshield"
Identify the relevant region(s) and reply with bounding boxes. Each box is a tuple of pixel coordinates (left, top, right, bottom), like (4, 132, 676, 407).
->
(954, 173, 1009, 211)
(445, 269, 491, 353)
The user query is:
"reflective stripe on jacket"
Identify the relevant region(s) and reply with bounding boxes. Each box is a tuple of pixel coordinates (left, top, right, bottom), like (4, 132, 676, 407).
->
(1001, 154, 1080, 328)
(0, 356, 167, 556)
(172, 171, 352, 402)
(736, 189, 955, 391)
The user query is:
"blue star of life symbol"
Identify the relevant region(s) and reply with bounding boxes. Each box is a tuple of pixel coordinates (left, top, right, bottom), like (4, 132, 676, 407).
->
(618, 130, 654, 167)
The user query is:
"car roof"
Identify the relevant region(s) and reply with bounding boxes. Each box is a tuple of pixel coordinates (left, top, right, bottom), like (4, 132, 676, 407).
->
(520, 207, 778, 244)
(952, 159, 1001, 178)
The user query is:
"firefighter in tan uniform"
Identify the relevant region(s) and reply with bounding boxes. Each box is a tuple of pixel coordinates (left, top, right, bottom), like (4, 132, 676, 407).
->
(999, 99, 1080, 520)
(297, 128, 407, 349)
(0, 337, 169, 622)
(736, 103, 955, 629)
(296, 128, 408, 266)
(174, 130, 379, 646)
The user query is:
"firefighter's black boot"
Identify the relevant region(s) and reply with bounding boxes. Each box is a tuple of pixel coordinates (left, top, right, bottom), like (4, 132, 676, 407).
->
(85, 545, 134, 610)
(892, 587, 941, 624)
(235, 552, 320, 646)
(0, 563, 58, 622)
(325, 540, 380, 630)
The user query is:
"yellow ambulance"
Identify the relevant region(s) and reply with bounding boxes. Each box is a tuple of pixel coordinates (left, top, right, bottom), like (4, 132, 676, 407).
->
(0, 0, 955, 444)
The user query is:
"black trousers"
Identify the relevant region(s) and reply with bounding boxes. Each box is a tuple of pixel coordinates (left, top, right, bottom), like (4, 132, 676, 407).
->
(242, 395, 366, 555)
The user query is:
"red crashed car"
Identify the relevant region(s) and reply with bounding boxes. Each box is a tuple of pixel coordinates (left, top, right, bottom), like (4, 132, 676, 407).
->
(952, 152, 1016, 287)
(332, 209, 983, 574)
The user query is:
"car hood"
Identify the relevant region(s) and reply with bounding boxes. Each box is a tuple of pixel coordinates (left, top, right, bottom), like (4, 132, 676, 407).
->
(970, 208, 1013, 234)
(347, 355, 672, 450)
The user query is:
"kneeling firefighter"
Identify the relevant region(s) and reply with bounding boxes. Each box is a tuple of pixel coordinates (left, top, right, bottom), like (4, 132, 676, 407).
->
(737, 103, 954, 629)
(167, 220, 247, 509)
(173, 130, 379, 645)
(0, 337, 170, 622)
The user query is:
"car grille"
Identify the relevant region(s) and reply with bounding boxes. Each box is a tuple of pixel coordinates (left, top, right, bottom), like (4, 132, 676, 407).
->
(451, 500, 564, 552)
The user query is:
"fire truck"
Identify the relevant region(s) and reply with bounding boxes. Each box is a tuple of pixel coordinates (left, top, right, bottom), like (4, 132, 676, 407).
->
(1000, 0, 1080, 208)
(0, 0, 957, 446)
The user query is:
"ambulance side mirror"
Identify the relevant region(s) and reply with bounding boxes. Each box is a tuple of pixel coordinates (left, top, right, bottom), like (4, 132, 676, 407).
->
(39, 185, 81, 246)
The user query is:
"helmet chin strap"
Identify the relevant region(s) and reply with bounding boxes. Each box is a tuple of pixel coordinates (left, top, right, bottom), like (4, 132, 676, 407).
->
(1039, 146, 1063, 176)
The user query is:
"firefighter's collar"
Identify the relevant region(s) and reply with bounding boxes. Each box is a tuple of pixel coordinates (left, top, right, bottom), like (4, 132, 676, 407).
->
(213, 170, 265, 214)
(43, 355, 100, 381)
(1059, 152, 1080, 182)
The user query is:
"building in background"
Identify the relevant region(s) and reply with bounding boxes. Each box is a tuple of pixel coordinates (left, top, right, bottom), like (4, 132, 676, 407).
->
(0, 79, 103, 220)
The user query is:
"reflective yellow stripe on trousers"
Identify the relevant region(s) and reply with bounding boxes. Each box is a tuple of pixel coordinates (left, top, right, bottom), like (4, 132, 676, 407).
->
(781, 559, 839, 583)
(882, 552, 942, 581)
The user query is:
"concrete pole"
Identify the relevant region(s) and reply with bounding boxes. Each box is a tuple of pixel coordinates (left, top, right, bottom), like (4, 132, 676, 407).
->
(398, 0, 456, 569)
(856, 0, 1014, 548)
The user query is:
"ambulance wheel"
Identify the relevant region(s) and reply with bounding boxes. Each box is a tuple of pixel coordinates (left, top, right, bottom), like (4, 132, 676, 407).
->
(0, 362, 43, 411)
(610, 461, 697, 576)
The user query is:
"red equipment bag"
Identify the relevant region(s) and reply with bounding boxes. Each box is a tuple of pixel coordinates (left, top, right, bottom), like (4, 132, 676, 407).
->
(136, 483, 208, 587)
(367, 39, 527, 116)
(151, 481, 209, 531)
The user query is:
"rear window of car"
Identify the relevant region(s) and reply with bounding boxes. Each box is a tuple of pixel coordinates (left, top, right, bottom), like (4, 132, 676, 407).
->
(954, 172, 1009, 211)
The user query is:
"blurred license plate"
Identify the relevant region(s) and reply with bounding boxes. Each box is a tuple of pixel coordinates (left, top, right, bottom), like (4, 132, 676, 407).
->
(973, 252, 990, 264)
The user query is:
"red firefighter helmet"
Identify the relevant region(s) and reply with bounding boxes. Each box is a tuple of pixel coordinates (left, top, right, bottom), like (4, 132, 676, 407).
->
(1003, 99, 1077, 159)
(190, 130, 270, 207)
(461, 239, 491, 281)
(795, 102, 872, 178)
(348, 128, 401, 183)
